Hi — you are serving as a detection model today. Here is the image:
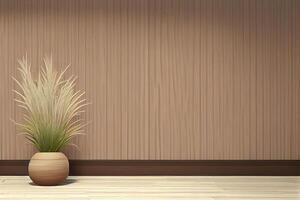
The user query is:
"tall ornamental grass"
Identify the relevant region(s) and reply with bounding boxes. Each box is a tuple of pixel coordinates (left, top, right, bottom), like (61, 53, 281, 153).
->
(13, 57, 86, 152)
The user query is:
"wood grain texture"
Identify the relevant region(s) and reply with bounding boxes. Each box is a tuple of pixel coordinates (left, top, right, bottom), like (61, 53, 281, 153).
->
(0, 0, 299, 160)
(1, 176, 300, 199)
(28, 153, 69, 185)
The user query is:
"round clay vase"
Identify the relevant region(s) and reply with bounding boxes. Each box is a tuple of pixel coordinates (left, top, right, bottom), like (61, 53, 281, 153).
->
(28, 152, 69, 186)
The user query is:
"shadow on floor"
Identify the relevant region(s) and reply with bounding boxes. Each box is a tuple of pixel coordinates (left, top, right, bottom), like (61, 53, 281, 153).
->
(29, 178, 77, 186)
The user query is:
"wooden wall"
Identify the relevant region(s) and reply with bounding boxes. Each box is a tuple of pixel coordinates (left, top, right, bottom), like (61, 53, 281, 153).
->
(0, 0, 300, 160)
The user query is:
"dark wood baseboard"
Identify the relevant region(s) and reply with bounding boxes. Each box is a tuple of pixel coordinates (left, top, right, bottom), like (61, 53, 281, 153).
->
(1, 160, 300, 176)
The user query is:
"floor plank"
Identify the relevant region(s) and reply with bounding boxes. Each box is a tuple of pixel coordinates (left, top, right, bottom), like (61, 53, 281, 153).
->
(0, 176, 299, 199)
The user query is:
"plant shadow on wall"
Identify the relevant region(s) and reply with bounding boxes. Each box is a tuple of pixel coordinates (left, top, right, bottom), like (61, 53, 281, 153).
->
(12, 56, 87, 186)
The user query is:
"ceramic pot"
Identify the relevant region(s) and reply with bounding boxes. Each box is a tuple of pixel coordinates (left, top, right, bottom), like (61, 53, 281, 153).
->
(28, 152, 69, 186)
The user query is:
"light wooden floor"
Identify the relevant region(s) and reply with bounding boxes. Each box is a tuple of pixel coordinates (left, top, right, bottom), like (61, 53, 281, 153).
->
(0, 176, 300, 200)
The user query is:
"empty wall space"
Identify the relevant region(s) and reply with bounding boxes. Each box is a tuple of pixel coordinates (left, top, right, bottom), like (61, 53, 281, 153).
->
(0, 0, 299, 160)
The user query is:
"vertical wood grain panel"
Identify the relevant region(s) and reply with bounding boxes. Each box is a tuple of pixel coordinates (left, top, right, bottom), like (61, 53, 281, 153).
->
(0, 0, 299, 160)
(291, 0, 300, 159)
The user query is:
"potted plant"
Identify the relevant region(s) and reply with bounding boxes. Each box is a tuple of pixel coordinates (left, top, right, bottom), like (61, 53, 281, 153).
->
(13, 57, 86, 186)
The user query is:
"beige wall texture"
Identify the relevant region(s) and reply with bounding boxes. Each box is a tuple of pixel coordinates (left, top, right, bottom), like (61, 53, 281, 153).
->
(0, 0, 300, 160)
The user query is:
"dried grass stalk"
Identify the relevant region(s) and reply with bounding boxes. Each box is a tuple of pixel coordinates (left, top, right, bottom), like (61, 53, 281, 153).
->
(13, 56, 87, 152)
